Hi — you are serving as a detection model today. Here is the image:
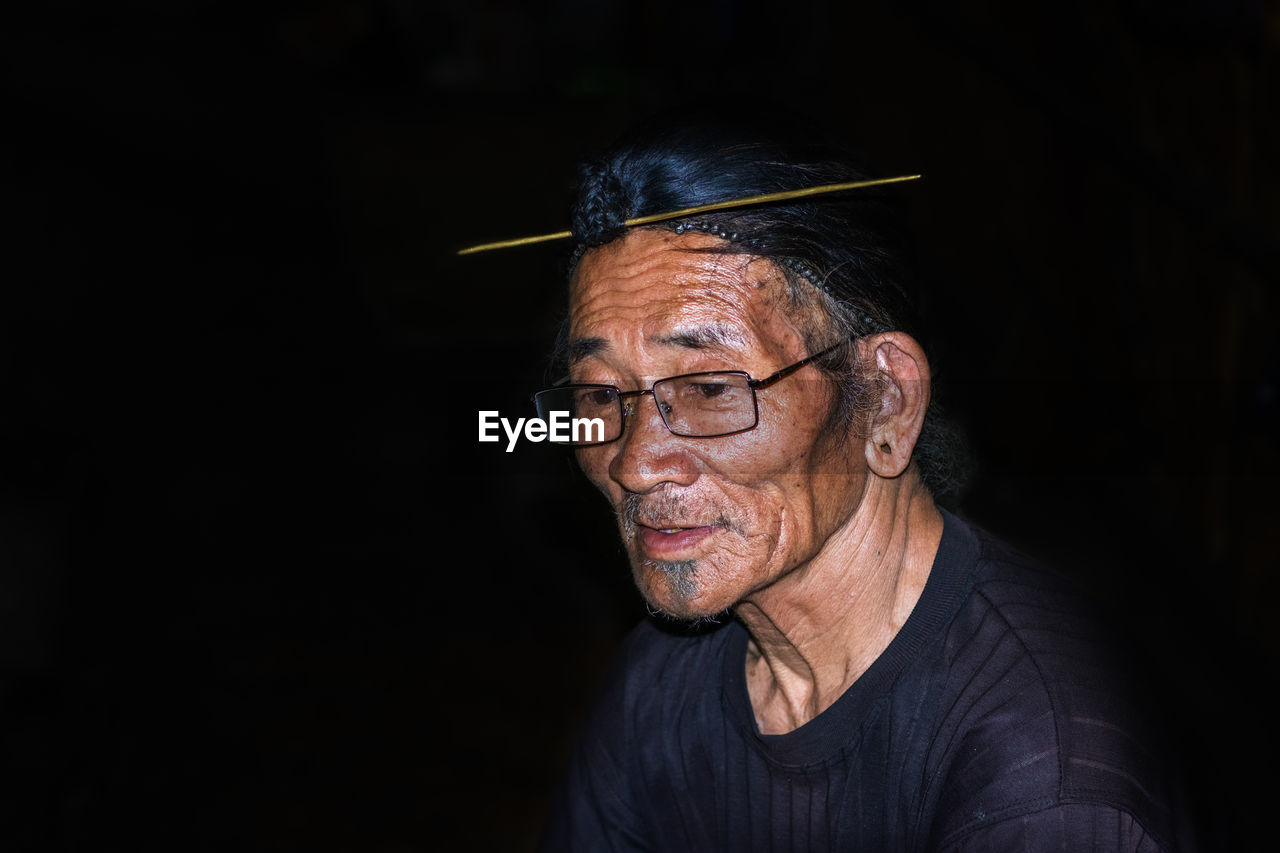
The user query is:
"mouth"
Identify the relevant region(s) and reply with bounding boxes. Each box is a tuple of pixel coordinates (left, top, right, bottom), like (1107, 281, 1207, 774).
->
(635, 523, 720, 559)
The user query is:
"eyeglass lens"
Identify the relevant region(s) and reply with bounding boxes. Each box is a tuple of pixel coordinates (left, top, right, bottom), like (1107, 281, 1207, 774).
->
(533, 373, 757, 445)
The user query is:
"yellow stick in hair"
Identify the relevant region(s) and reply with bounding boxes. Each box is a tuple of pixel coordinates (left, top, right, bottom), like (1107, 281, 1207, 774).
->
(456, 175, 922, 255)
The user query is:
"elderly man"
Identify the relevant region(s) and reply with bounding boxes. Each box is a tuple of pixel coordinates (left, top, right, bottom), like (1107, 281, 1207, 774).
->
(516, 116, 1182, 851)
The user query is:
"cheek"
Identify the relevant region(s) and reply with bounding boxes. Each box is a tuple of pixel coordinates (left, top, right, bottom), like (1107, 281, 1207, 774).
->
(701, 425, 845, 560)
(701, 404, 826, 486)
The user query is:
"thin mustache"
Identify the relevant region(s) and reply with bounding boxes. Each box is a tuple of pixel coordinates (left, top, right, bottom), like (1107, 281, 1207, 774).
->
(619, 493, 735, 534)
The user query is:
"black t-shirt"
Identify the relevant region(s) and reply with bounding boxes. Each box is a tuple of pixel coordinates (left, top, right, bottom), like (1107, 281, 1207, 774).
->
(542, 510, 1187, 851)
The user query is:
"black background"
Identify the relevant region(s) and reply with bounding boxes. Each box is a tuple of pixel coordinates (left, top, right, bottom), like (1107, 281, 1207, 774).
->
(2, 1, 1277, 850)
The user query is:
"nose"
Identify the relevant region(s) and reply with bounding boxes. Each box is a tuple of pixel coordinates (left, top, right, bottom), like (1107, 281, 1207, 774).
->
(607, 391, 698, 494)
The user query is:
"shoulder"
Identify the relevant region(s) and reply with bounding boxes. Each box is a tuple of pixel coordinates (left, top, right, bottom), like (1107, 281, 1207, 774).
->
(923, 517, 1183, 850)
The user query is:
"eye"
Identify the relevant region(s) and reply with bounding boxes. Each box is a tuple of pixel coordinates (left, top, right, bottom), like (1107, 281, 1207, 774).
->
(692, 382, 729, 398)
(576, 387, 618, 407)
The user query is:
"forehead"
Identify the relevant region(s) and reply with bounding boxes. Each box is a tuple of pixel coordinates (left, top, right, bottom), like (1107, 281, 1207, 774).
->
(568, 229, 800, 355)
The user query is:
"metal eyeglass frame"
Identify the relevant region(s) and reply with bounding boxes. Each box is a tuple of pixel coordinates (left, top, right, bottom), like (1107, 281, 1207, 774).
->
(532, 338, 850, 446)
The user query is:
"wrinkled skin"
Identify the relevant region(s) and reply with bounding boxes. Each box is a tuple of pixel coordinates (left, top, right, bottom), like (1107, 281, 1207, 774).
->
(569, 229, 867, 620)
(569, 229, 943, 733)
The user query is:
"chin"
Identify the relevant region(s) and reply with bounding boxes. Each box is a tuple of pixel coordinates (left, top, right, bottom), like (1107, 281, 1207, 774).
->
(634, 558, 737, 623)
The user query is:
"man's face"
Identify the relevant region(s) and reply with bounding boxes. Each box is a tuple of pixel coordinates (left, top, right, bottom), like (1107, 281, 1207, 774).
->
(569, 229, 868, 620)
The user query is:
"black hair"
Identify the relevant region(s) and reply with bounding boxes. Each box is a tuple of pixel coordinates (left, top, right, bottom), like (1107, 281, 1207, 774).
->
(562, 110, 967, 500)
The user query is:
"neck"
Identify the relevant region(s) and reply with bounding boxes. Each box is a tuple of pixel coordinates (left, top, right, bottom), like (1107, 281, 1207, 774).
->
(734, 472, 944, 735)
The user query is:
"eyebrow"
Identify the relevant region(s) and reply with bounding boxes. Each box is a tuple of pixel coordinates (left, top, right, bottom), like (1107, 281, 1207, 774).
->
(567, 323, 748, 365)
(651, 324, 748, 352)
(566, 336, 609, 364)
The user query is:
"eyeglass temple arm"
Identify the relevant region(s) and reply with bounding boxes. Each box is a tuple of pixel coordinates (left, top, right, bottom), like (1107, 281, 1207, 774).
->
(539, 335, 854, 396)
(747, 337, 853, 390)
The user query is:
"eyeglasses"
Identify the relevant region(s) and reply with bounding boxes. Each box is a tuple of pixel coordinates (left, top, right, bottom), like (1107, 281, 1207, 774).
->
(532, 339, 848, 446)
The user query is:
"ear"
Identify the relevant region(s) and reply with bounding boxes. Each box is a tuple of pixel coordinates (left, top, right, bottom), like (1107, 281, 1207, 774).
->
(857, 333, 931, 479)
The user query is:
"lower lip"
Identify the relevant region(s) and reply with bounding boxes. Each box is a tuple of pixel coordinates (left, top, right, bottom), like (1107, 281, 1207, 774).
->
(637, 525, 718, 558)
